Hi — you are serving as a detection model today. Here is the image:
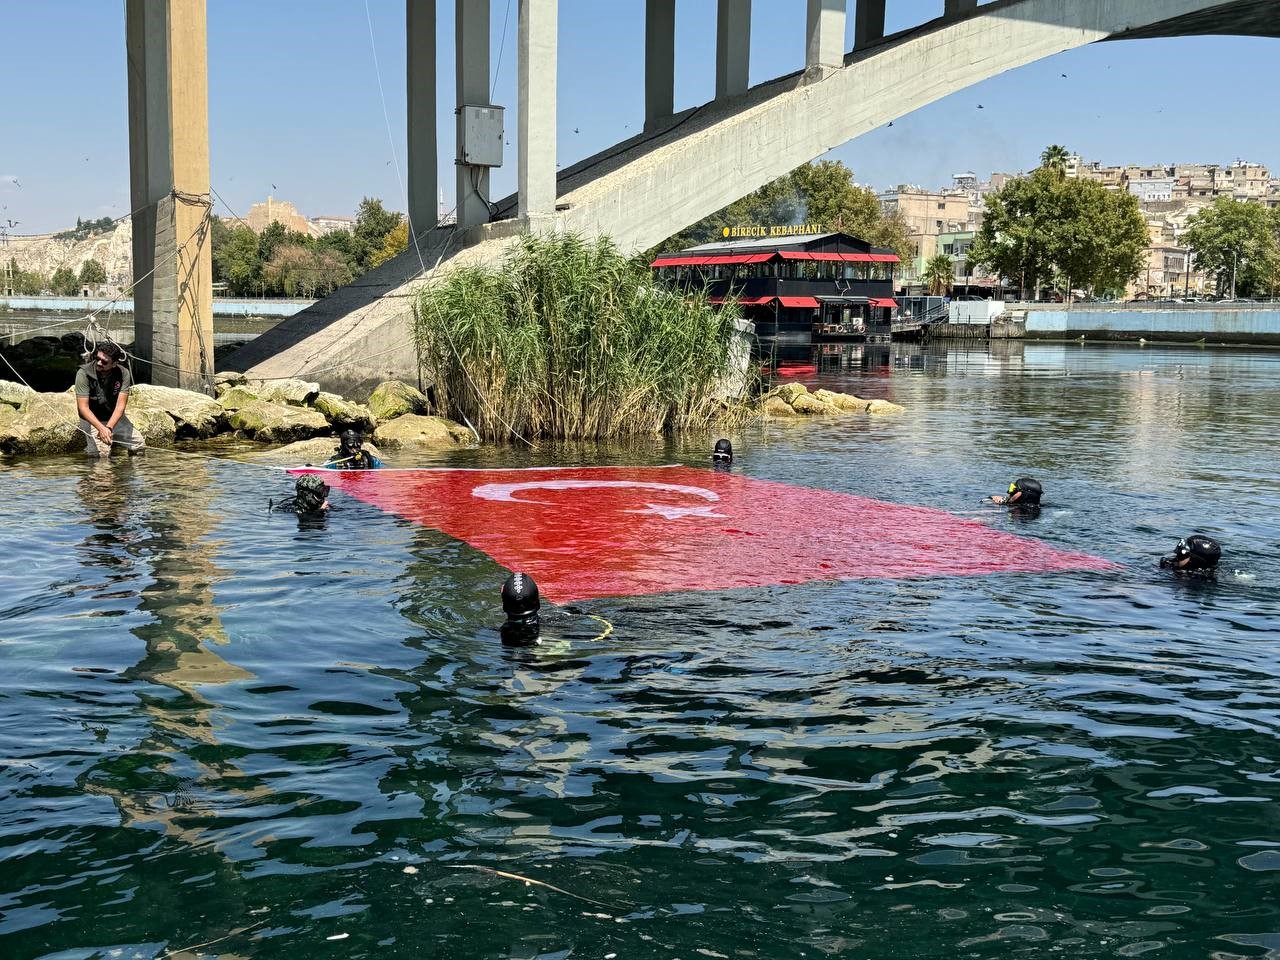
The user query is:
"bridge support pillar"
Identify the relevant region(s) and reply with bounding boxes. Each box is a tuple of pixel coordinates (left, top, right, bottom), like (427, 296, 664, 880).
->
(944, 0, 977, 17)
(407, 0, 438, 235)
(455, 0, 490, 230)
(854, 0, 885, 49)
(806, 0, 846, 73)
(644, 0, 675, 128)
(518, 0, 558, 222)
(124, 0, 213, 392)
(715, 0, 750, 100)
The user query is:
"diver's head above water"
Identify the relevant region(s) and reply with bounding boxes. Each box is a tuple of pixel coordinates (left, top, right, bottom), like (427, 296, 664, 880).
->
(992, 476, 1042, 507)
(293, 474, 330, 515)
(1161, 534, 1221, 574)
(339, 429, 365, 456)
(712, 438, 733, 467)
(501, 571, 541, 645)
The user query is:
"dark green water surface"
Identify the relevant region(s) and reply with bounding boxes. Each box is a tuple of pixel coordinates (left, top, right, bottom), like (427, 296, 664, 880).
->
(2, 343, 1278, 959)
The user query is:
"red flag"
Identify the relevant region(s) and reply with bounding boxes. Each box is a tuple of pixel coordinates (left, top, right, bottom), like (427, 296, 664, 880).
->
(294, 466, 1115, 602)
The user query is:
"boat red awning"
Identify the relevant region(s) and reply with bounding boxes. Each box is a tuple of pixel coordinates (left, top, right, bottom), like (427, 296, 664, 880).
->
(870, 297, 898, 308)
(778, 296, 820, 308)
(652, 252, 776, 267)
(707, 295, 775, 305)
(776, 251, 900, 263)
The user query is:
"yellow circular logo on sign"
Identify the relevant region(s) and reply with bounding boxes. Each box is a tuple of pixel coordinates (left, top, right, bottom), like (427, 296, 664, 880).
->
(722, 227, 730, 237)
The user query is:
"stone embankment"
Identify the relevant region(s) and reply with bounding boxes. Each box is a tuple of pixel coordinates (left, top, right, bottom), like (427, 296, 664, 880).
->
(0, 375, 475, 458)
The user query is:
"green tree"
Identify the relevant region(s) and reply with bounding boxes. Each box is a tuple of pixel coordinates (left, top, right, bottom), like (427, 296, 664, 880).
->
(653, 160, 913, 262)
(369, 221, 409, 268)
(1040, 144, 1070, 176)
(214, 225, 263, 296)
(923, 253, 955, 295)
(78, 258, 106, 286)
(353, 197, 404, 272)
(50, 267, 80, 296)
(969, 167, 1147, 299)
(1181, 197, 1280, 298)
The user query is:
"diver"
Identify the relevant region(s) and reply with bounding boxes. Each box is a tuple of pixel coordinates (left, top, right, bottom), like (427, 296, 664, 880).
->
(990, 477, 1042, 508)
(500, 571, 541, 646)
(324, 430, 383, 470)
(271, 474, 331, 518)
(1160, 534, 1221, 576)
(712, 438, 733, 471)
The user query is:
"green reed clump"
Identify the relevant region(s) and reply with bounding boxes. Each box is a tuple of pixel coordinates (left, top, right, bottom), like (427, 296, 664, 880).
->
(412, 233, 750, 441)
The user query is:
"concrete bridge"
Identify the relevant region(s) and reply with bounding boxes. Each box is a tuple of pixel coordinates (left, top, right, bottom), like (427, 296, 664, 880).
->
(125, 0, 1278, 393)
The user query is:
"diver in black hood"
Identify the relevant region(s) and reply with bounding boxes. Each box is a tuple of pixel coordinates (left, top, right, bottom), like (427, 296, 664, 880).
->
(1160, 534, 1221, 575)
(711, 438, 733, 472)
(324, 430, 383, 470)
(990, 477, 1042, 507)
(500, 572, 541, 646)
(272, 474, 331, 518)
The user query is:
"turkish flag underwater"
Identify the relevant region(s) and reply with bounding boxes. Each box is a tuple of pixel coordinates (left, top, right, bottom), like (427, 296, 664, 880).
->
(292, 465, 1115, 603)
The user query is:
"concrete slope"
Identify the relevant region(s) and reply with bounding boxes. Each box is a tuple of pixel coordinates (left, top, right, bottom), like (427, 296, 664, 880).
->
(231, 0, 1245, 391)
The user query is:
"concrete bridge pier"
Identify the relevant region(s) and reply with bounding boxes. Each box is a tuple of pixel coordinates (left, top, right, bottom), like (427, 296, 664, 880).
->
(407, 0, 438, 235)
(125, 0, 213, 392)
(716, 0, 751, 100)
(854, 0, 885, 48)
(806, 0, 847, 74)
(518, 0, 558, 223)
(644, 0, 676, 129)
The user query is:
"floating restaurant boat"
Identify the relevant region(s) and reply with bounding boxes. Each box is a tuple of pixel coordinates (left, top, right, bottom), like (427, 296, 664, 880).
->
(650, 231, 900, 345)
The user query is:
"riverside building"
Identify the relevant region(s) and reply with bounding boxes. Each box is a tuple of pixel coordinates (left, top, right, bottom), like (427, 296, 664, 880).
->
(651, 231, 899, 345)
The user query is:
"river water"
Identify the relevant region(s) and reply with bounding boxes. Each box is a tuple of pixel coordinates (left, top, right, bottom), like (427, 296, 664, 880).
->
(2, 343, 1278, 959)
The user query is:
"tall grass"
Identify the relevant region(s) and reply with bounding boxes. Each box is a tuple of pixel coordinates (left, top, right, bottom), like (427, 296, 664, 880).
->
(412, 233, 750, 441)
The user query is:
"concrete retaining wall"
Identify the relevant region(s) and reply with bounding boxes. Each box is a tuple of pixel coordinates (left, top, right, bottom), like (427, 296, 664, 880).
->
(0, 296, 313, 317)
(1023, 307, 1280, 345)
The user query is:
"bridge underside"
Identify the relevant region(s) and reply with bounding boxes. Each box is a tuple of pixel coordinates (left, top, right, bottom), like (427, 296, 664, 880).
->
(229, 0, 1274, 393)
(1109, 0, 1280, 39)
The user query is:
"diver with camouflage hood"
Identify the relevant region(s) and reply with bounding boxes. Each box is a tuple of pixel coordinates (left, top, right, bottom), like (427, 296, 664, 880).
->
(272, 474, 331, 518)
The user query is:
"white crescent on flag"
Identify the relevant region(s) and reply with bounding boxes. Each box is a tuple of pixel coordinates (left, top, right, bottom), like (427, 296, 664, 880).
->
(470, 479, 725, 519)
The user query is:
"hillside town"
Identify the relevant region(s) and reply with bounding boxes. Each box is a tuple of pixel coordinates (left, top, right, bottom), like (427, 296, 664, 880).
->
(881, 155, 1279, 297)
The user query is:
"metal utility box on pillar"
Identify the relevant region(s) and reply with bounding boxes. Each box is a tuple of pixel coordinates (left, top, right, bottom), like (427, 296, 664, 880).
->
(455, 0, 492, 230)
(125, 0, 213, 393)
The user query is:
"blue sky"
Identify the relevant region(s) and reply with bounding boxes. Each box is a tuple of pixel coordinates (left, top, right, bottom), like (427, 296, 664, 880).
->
(3, 0, 1279, 234)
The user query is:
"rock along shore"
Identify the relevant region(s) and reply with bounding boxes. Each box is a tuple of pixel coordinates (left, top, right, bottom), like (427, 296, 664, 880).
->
(0, 374, 475, 458)
(0, 369, 905, 459)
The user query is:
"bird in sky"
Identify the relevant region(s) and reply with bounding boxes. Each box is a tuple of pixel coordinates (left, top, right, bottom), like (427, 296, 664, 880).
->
(573, 127, 579, 134)
(887, 121, 893, 127)
(6, 220, 19, 228)
(977, 104, 984, 109)
(271, 183, 277, 190)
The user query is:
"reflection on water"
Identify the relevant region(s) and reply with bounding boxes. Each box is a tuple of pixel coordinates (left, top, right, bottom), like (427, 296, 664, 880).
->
(2, 345, 1279, 959)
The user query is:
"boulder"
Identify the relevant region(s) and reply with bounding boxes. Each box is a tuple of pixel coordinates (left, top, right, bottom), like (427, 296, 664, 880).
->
(367, 380, 430, 421)
(814, 389, 870, 412)
(249, 378, 320, 407)
(866, 399, 905, 415)
(791, 393, 841, 416)
(216, 385, 260, 409)
(128, 384, 224, 438)
(0, 402, 19, 431)
(767, 382, 810, 405)
(0, 380, 36, 408)
(312, 392, 376, 432)
(373, 414, 473, 449)
(226, 399, 330, 443)
(3, 393, 84, 455)
(214, 370, 247, 388)
(247, 436, 385, 466)
(762, 396, 799, 419)
(126, 406, 176, 448)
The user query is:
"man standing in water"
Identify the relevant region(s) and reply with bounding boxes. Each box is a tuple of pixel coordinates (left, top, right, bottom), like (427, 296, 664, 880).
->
(74, 342, 145, 457)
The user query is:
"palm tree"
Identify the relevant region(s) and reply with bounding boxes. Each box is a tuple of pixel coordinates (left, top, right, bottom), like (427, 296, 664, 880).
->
(923, 254, 955, 296)
(1040, 144, 1070, 176)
